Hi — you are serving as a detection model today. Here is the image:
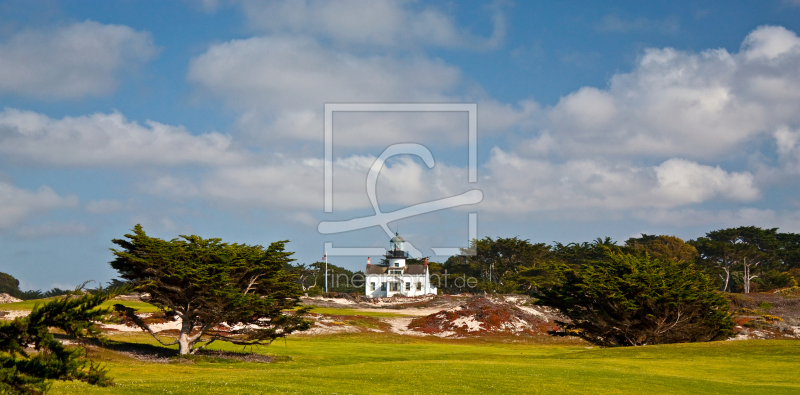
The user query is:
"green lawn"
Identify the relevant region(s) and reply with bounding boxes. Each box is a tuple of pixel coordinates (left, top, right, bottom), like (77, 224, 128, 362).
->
(50, 333, 800, 395)
(0, 299, 160, 313)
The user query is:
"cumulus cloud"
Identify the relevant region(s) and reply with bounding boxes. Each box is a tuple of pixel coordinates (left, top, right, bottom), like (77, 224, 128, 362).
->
(145, 153, 471, 212)
(189, 34, 534, 148)
(140, 145, 758, 220)
(0, 109, 243, 167)
(139, 25, 800, 231)
(0, 21, 156, 99)
(476, 149, 758, 214)
(0, 182, 78, 228)
(527, 25, 800, 160)
(236, 0, 505, 50)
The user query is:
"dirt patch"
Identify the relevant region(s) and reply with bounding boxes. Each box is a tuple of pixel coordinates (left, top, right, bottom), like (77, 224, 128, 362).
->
(0, 310, 30, 321)
(301, 294, 468, 311)
(727, 290, 800, 340)
(408, 297, 562, 338)
(384, 317, 426, 337)
(0, 293, 22, 303)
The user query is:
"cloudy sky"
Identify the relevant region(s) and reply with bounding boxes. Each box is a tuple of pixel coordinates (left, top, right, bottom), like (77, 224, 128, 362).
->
(1, 0, 800, 291)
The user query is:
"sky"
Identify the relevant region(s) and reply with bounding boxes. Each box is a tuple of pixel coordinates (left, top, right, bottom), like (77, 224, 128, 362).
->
(1, 0, 800, 291)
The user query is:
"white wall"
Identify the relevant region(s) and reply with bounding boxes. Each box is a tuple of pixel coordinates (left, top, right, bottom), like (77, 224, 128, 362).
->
(365, 274, 437, 298)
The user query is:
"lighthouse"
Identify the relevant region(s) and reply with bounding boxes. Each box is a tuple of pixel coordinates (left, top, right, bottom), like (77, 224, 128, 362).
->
(364, 232, 437, 297)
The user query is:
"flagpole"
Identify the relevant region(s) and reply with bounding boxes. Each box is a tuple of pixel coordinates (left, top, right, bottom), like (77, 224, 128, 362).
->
(324, 251, 328, 294)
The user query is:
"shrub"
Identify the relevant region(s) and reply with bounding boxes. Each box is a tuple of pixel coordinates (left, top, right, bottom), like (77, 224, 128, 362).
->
(539, 251, 733, 346)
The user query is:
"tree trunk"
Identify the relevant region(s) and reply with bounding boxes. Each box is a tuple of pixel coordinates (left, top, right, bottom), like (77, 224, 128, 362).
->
(722, 266, 731, 292)
(178, 316, 193, 355)
(178, 332, 191, 355)
(743, 260, 749, 294)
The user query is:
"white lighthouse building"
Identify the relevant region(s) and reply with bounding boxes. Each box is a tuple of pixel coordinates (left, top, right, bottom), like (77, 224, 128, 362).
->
(364, 233, 437, 298)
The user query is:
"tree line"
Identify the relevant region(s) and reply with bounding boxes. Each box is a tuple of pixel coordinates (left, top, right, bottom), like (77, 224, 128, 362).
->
(428, 226, 800, 295)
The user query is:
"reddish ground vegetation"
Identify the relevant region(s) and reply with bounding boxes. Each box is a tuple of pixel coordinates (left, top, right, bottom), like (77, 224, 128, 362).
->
(408, 297, 560, 337)
(727, 290, 800, 340)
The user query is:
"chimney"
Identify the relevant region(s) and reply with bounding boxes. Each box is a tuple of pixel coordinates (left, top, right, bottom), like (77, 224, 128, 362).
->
(424, 257, 428, 266)
(367, 257, 371, 267)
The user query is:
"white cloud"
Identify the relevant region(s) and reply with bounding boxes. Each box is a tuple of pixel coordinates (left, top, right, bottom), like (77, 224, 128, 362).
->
(189, 34, 535, 148)
(528, 25, 800, 160)
(0, 21, 156, 99)
(188, 35, 464, 144)
(158, 24, 800, 230)
(189, 35, 460, 108)
(0, 182, 78, 228)
(143, 150, 474, 212)
(141, 146, 758, 220)
(235, 0, 505, 50)
(0, 109, 243, 167)
(652, 158, 759, 203)
(774, 126, 800, 173)
(741, 25, 800, 60)
(476, 149, 758, 214)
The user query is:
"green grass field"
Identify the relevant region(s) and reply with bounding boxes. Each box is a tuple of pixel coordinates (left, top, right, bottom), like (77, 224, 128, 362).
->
(49, 333, 799, 395)
(6, 299, 798, 394)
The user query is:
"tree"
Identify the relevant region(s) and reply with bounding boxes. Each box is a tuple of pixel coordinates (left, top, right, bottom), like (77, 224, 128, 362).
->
(0, 272, 21, 298)
(625, 234, 698, 264)
(110, 225, 311, 355)
(286, 261, 363, 295)
(552, 237, 621, 267)
(440, 237, 554, 294)
(289, 263, 320, 293)
(0, 291, 113, 394)
(694, 227, 779, 293)
(538, 250, 733, 346)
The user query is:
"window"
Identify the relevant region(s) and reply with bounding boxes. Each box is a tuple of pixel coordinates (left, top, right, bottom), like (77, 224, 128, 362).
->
(389, 269, 402, 275)
(389, 282, 399, 292)
(370, 283, 375, 291)
(416, 282, 422, 290)
(405, 282, 410, 291)
(380, 282, 386, 291)
(394, 262, 399, 267)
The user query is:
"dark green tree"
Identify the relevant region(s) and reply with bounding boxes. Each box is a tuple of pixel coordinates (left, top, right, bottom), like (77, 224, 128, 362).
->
(109, 225, 311, 355)
(0, 291, 113, 394)
(440, 237, 554, 293)
(552, 237, 621, 267)
(0, 272, 21, 298)
(538, 250, 733, 347)
(693, 226, 779, 293)
(287, 261, 363, 295)
(625, 234, 698, 264)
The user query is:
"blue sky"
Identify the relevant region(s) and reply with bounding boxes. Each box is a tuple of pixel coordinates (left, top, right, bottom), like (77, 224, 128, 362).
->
(1, 0, 800, 290)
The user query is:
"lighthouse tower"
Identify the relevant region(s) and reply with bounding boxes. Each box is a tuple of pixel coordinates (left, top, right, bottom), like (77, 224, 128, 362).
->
(387, 232, 407, 268)
(364, 232, 437, 298)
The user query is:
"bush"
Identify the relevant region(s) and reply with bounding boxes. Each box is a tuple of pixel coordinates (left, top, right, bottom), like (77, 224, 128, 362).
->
(0, 291, 113, 394)
(538, 251, 733, 346)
